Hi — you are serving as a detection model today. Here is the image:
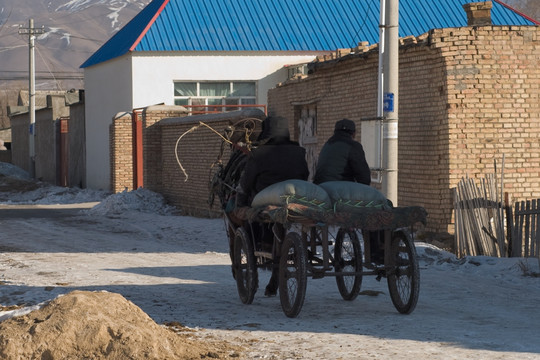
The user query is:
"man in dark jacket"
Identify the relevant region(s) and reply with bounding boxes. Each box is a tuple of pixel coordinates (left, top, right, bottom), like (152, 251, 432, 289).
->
(237, 116, 309, 206)
(313, 119, 384, 263)
(313, 118, 371, 185)
(236, 116, 309, 296)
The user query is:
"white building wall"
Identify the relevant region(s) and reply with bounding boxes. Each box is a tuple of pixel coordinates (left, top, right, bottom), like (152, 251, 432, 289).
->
(130, 52, 320, 108)
(84, 51, 326, 191)
(84, 55, 133, 190)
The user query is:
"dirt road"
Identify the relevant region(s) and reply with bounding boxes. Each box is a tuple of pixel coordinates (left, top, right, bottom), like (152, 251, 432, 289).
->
(0, 193, 539, 359)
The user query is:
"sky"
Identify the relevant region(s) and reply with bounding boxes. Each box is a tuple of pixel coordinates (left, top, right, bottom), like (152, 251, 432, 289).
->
(0, 161, 539, 359)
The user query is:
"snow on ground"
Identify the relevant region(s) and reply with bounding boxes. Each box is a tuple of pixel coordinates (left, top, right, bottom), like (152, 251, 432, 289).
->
(0, 162, 539, 359)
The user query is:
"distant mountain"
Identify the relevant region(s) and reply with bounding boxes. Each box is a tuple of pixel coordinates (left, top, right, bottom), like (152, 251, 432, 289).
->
(0, 0, 151, 92)
(505, 0, 540, 22)
(503, 0, 540, 22)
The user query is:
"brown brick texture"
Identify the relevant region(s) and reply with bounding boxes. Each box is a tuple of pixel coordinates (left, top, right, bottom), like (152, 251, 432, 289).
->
(268, 26, 540, 234)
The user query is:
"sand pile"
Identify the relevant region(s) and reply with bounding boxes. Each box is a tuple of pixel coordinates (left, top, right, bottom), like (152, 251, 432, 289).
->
(0, 290, 241, 359)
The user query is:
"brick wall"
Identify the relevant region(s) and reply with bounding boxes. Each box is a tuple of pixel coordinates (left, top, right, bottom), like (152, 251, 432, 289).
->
(158, 110, 266, 217)
(268, 26, 540, 234)
(141, 106, 190, 194)
(442, 26, 540, 233)
(110, 106, 191, 193)
(109, 106, 267, 217)
(110, 112, 133, 193)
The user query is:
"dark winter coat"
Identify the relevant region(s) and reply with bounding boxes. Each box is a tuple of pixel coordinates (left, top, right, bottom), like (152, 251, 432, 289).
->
(236, 117, 309, 207)
(313, 130, 371, 185)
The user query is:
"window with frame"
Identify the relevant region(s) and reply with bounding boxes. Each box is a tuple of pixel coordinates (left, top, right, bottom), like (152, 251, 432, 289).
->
(174, 81, 256, 112)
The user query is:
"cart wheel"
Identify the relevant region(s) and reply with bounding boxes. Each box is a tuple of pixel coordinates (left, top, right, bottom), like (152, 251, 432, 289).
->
(387, 231, 420, 314)
(279, 232, 308, 318)
(233, 227, 258, 304)
(334, 228, 363, 301)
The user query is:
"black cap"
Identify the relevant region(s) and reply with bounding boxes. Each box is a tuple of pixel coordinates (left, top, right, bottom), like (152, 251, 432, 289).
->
(334, 118, 356, 133)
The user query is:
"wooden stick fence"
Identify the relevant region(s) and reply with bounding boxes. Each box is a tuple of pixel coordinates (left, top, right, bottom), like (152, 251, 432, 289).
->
(453, 159, 506, 258)
(510, 200, 540, 258)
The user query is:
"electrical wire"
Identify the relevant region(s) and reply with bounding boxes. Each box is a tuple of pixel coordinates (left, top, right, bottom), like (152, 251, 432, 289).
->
(350, 0, 376, 48)
(35, 45, 62, 91)
(175, 118, 260, 182)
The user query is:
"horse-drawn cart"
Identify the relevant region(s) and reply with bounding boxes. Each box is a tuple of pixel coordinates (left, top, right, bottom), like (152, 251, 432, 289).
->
(227, 201, 426, 317)
(207, 118, 427, 318)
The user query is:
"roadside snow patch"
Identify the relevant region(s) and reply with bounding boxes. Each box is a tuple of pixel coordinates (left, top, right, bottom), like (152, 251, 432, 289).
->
(0, 162, 31, 180)
(87, 188, 175, 215)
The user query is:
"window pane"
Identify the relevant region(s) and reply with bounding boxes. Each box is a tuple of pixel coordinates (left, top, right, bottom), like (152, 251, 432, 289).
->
(174, 82, 196, 96)
(174, 98, 189, 105)
(232, 82, 255, 96)
(225, 98, 239, 111)
(200, 82, 229, 96)
(190, 98, 205, 113)
(240, 98, 256, 105)
(192, 98, 205, 105)
(207, 98, 223, 106)
(190, 98, 205, 111)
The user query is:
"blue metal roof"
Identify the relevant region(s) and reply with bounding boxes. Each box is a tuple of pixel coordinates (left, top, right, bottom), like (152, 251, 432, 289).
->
(81, 0, 537, 68)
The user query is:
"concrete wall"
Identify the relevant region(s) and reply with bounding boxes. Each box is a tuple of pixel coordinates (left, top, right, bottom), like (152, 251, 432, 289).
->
(9, 113, 29, 173)
(0, 150, 10, 163)
(84, 55, 133, 191)
(68, 101, 86, 188)
(130, 52, 321, 107)
(34, 108, 56, 183)
(34, 95, 70, 184)
(9, 94, 74, 184)
(267, 26, 540, 234)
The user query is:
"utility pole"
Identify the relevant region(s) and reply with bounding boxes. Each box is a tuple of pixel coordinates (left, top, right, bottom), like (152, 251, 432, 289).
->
(19, 19, 45, 178)
(378, 0, 399, 206)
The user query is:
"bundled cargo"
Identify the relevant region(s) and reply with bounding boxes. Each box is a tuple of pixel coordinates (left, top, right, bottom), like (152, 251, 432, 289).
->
(318, 181, 392, 212)
(251, 179, 331, 209)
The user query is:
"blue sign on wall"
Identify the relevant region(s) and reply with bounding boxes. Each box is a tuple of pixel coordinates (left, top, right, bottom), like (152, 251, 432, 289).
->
(383, 93, 394, 112)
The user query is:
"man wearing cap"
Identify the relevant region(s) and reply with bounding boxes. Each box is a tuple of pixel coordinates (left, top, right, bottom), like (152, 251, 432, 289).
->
(313, 118, 371, 185)
(313, 119, 385, 263)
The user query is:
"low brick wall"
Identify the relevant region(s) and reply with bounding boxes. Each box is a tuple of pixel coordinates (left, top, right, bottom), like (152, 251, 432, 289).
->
(110, 106, 266, 217)
(158, 109, 266, 217)
(109, 106, 191, 194)
(110, 111, 134, 193)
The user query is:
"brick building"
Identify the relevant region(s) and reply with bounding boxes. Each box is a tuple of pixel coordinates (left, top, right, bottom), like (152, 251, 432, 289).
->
(266, 25, 540, 233)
